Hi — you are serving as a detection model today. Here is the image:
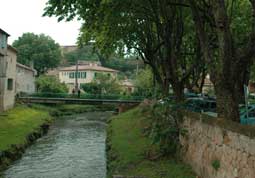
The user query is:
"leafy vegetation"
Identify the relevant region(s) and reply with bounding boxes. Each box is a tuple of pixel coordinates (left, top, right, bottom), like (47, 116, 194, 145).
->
(149, 103, 186, 156)
(63, 45, 99, 64)
(134, 67, 155, 97)
(211, 160, 221, 171)
(30, 104, 115, 116)
(81, 73, 121, 95)
(13, 33, 61, 75)
(107, 107, 196, 178)
(44, 0, 255, 122)
(0, 106, 52, 151)
(35, 75, 68, 93)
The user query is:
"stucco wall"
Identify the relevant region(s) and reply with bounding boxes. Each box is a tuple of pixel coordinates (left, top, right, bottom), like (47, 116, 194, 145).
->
(16, 65, 36, 94)
(59, 70, 117, 92)
(0, 47, 16, 111)
(180, 113, 255, 178)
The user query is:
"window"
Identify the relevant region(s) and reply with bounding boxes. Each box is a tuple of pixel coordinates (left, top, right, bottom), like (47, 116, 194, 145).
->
(69, 72, 75, 78)
(76, 72, 81, 78)
(94, 72, 98, 78)
(7, 78, 13, 90)
(81, 72, 87, 78)
(1, 34, 7, 49)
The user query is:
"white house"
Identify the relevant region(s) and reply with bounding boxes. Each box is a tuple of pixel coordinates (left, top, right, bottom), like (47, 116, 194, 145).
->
(55, 62, 118, 92)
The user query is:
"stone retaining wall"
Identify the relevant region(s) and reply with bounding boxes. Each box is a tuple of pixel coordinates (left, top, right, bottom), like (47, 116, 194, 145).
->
(180, 113, 255, 178)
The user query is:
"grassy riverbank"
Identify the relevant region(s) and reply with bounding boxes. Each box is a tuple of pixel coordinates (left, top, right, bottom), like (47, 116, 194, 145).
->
(107, 107, 196, 178)
(0, 105, 52, 152)
(30, 104, 115, 116)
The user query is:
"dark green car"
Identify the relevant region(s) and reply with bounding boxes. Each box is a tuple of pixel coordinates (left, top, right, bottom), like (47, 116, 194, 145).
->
(184, 97, 216, 113)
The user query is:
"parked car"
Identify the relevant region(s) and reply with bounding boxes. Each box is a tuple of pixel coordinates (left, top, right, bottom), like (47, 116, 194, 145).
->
(183, 97, 216, 113)
(240, 104, 255, 125)
(204, 104, 255, 125)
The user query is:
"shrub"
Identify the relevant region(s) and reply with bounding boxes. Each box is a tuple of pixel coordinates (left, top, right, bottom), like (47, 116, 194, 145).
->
(211, 159, 220, 171)
(148, 102, 186, 156)
(35, 75, 68, 93)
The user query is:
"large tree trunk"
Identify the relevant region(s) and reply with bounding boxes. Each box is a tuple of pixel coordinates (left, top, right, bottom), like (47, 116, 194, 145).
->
(172, 82, 184, 102)
(215, 81, 240, 122)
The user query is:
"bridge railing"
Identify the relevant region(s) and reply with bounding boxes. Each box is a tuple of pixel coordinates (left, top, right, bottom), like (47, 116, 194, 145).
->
(19, 92, 146, 101)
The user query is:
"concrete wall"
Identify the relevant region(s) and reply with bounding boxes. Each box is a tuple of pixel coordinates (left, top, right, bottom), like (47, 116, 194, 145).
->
(16, 64, 36, 94)
(180, 112, 255, 178)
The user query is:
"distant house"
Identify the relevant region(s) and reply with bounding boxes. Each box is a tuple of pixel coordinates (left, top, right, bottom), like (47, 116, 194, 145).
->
(121, 79, 135, 94)
(48, 62, 118, 92)
(0, 29, 16, 111)
(202, 75, 214, 93)
(16, 63, 36, 94)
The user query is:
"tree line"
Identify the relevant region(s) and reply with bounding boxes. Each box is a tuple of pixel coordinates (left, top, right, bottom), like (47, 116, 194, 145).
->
(43, 0, 255, 122)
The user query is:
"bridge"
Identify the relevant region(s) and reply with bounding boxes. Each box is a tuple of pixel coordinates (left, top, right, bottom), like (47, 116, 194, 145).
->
(19, 96, 143, 105)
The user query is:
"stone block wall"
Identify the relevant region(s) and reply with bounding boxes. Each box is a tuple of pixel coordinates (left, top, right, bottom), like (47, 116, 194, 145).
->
(180, 113, 255, 178)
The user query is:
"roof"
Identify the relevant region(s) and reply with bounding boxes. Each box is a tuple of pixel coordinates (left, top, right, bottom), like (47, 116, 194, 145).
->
(121, 80, 134, 87)
(0, 28, 10, 36)
(16, 63, 36, 73)
(59, 65, 118, 73)
(46, 69, 59, 76)
(7, 45, 17, 53)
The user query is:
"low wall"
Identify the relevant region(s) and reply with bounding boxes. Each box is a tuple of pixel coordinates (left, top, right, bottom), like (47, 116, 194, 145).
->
(180, 112, 255, 178)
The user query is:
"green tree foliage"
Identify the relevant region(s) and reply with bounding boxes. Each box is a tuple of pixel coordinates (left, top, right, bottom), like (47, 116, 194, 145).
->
(43, 0, 202, 101)
(13, 33, 61, 75)
(134, 67, 154, 97)
(81, 73, 121, 95)
(44, 0, 255, 121)
(188, 0, 255, 121)
(36, 75, 68, 93)
(64, 45, 98, 64)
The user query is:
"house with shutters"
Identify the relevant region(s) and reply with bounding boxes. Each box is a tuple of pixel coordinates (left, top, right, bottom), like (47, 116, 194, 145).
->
(47, 62, 118, 93)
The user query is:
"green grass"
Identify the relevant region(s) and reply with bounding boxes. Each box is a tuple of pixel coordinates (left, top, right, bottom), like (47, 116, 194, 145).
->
(0, 106, 52, 151)
(108, 108, 196, 178)
(30, 104, 115, 116)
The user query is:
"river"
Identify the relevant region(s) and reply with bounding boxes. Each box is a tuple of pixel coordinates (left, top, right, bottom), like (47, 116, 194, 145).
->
(3, 112, 111, 178)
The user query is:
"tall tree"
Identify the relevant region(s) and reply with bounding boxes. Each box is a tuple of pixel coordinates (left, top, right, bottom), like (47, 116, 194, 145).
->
(188, 0, 255, 121)
(44, 0, 202, 101)
(13, 33, 61, 75)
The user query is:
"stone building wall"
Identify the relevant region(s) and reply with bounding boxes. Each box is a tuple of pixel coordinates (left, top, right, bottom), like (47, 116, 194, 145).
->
(16, 63, 36, 94)
(180, 113, 255, 178)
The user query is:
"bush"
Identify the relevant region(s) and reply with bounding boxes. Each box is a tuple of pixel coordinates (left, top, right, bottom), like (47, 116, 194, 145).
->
(148, 102, 186, 156)
(81, 73, 121, 95)
(35, 75, 68, 93)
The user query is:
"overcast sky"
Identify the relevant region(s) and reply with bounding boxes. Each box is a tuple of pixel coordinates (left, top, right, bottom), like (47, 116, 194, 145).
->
(0, 0, 81, 46)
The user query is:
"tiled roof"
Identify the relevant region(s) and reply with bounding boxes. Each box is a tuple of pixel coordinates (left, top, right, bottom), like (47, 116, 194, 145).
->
(59, 65, 118, 72)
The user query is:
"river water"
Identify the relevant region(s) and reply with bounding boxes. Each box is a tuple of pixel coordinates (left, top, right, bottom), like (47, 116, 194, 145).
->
(3, 112, 111, 178)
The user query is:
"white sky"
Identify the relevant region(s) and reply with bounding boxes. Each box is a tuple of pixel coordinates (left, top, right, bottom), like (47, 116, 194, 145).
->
(0, 0, 81, 46)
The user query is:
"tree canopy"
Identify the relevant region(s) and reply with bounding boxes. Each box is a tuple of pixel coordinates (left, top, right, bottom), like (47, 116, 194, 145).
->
(81, 73, 121, 95)
(36, 75, 68, 93)
(44, 0, 255, 122)
(13, 33, 61, 75)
